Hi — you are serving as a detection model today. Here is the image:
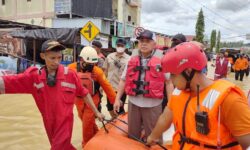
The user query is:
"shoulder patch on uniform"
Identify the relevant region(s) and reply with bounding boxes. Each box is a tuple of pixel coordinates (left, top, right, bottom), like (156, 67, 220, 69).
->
(34, 82, 44, 89)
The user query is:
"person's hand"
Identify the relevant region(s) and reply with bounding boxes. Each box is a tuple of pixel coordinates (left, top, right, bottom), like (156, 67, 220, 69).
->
(113, 100, 121, 115)
(146, 135, 159, 146)
(96, 112, 105, 121)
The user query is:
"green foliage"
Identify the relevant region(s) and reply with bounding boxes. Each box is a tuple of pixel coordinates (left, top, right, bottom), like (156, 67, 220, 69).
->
(210, 30, 216, 52)
(195, 9, 205, 43)
(220, 41, 244, 48)
(216, 31, 221, 53)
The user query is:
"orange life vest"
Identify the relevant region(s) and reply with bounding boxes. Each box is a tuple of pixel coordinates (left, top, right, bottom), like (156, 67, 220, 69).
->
(77, 72, 96, 96)
(170, 80, 244, 150)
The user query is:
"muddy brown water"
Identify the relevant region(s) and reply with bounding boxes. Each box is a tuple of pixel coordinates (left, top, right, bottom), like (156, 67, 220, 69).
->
(0, 62, 249, 150)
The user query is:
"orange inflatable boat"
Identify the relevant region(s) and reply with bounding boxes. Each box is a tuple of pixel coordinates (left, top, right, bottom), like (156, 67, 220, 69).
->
(247, 90, 250, 105)
(84, 113, 171, 150)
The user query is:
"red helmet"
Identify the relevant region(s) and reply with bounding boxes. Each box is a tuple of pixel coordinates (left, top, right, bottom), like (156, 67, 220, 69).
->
(162, 42, 207, 74)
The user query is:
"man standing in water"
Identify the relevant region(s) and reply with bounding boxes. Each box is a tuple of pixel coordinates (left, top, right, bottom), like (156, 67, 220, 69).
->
(0, 40, 104, 150)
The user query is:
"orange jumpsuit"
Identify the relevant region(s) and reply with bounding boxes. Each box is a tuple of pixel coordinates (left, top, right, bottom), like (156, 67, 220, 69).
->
(233, 57, 248, 71)
(68, 62, 116, 147)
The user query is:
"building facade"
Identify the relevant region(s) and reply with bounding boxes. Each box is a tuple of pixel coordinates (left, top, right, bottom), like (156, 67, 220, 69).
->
(0, 0, 54, 27)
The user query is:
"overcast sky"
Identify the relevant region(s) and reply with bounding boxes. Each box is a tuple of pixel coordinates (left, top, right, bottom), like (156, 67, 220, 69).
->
(140, 0, 250, 43)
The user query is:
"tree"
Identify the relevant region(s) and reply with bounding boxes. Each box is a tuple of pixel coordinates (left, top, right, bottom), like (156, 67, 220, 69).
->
(216, 30, 221, 53)
(220, 41, 244, 48)
(210, 30, 216, 52)
(195, 8, 205, 43)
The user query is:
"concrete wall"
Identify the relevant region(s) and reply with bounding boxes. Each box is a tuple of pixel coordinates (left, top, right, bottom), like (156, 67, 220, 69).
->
(0, 0, 54, 27)
(114, 0, 141, 26)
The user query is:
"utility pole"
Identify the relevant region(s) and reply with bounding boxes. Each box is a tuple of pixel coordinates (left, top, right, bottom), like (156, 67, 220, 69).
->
(123, 0, 126, 36)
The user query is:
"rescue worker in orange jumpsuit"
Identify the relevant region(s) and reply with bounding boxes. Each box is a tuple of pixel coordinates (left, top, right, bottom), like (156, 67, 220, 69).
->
(0, 40, 104, 150)
(147, 42, 250, 149)
(68, 46, 116, 148)
(234, 54, 248, 81)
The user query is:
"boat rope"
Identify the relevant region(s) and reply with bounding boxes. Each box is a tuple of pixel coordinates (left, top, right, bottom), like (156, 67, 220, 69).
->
(101, 121, 109, 133)
(104, 119, 150, 147)
(103, 118, 168, 150)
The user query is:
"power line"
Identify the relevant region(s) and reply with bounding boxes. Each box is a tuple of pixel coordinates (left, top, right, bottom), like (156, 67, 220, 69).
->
(204, 16, 239, 33)
(196, 1, 250, 33)
(142, 25, 189, 35)
(221, 34, 246, 39)
(176, 0, 243, 34)
(196, 1, 231, 23)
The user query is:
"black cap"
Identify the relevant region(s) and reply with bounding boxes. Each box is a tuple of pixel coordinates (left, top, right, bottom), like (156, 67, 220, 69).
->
(172, 33, 186, 42)
(92, 40, 102, 48)
(41, 40, 65, 52)
(116, 38, 126, 46)
(136, 30, 154, 40)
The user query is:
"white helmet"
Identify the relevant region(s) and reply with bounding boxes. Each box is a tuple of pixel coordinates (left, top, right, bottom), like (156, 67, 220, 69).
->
(79, 46, 98, 63)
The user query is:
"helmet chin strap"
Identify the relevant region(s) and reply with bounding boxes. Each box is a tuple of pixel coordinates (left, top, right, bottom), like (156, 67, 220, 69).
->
(181, 69, 196, 90)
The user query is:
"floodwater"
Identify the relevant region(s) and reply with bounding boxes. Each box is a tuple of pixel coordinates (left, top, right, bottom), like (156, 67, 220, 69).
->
(0, 62, 249, 150)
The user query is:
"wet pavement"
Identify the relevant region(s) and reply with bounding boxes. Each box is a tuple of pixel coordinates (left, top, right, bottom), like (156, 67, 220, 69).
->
(0, 62, 249, 150)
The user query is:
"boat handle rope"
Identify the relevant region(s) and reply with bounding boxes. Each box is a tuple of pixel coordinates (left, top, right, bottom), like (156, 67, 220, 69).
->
(101, 121, 109, 133)
(103, 118, 167, 150)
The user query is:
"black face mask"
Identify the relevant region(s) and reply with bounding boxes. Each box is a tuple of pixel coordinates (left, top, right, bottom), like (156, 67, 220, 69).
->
(82, 63, 94, 72)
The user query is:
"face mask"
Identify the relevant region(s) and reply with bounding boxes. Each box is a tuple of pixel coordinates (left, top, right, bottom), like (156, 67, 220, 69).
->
(82, 63, 94, 72)
(116, 47, 125, 53)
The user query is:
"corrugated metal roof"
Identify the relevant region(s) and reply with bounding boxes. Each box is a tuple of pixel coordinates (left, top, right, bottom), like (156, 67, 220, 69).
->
(0, 19, 45, 30)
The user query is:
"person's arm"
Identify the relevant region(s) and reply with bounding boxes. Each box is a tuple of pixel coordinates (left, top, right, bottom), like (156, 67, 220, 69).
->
(98, 57, 105, 69)
(113, 62, 128, 114)
(221, 91, 250, 149)
(245, 59, 248, 70)
(227, 61, 231, 74)
(233, 59, 239, 71)
(83, 94, 104, 121)
(102, 56, 109, 76)
(0, 67, 36, 94)
(96, 68, 116, 104)
(113, 79, 126, 114)
(147, 107, 173, 145)
(73, 70, 104, 121)
(234, 135, 250, 149)
(166, 80, 174, 101)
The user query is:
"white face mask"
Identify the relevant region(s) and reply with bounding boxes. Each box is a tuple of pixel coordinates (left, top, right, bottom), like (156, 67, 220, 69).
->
(116, 47, 125, 53)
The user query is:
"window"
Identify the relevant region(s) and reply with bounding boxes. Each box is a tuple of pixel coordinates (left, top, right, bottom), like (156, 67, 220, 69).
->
(2, 0, 5, 5)
(128, 15, 131, 22)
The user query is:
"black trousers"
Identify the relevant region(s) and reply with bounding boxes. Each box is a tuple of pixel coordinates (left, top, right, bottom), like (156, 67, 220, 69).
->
(235, 70, 245, 81)
(245, 68, 249, 77)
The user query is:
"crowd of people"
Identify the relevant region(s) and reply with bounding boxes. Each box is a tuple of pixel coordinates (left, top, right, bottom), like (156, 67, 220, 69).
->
(0, 30, 250, 150)
(211, 51, 249, 81)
